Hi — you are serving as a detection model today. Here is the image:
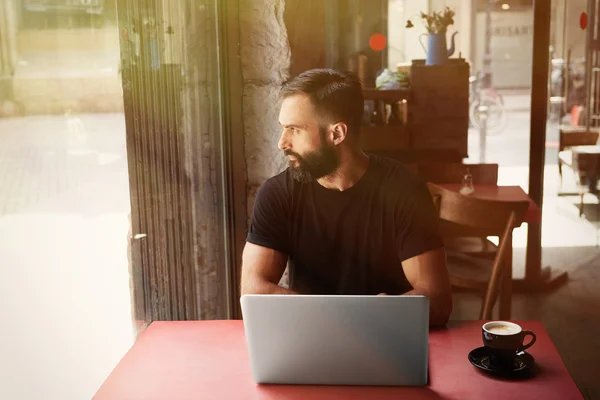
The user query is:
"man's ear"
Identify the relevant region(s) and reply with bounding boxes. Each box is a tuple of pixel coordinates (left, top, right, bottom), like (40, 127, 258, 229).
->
(330, 122, 348, 145)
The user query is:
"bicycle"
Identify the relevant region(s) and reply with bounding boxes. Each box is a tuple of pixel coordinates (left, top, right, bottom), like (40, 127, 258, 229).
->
(469, 72, 508, 135)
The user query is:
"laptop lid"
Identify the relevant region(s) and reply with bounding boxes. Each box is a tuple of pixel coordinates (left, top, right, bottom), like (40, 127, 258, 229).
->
(241, 294, 429, 386)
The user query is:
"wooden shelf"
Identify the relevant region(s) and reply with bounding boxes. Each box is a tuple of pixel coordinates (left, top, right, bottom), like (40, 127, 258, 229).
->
(359, 63, 470, 163)
(359, 125, 410, 152)
(362, 89, 411, 102)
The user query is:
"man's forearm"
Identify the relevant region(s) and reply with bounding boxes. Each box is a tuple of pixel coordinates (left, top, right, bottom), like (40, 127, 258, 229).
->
(404, 288, 452, 328)
(241, 279, 298, 295)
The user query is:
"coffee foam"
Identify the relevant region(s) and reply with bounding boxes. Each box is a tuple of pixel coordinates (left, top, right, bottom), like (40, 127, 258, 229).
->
(483, 321, 521, 335)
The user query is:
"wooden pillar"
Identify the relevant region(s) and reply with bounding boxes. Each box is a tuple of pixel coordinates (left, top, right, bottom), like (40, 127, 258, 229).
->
(526, 0, 550, 281)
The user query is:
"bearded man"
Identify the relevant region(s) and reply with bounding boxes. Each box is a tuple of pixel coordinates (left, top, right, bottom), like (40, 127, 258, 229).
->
(240, 68, 453, 327)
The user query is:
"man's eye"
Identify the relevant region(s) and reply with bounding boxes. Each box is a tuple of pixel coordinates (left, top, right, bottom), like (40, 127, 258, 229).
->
(291, 128, 299, 134)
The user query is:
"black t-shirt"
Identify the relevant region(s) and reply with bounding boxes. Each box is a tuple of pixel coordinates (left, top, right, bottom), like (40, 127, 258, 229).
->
(246, 154, 443, 295)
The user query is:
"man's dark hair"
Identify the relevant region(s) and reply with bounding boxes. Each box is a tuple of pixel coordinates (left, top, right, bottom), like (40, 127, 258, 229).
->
(281, 68, 364, 135)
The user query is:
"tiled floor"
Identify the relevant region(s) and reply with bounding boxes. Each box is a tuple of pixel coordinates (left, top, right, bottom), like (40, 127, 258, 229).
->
(0, 114, 128, 215)
(0, 114, 134, 400)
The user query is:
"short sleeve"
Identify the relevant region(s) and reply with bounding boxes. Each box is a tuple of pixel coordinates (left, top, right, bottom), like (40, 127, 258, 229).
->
(395, 182, 444, 262)
(246, 178, 290, 255)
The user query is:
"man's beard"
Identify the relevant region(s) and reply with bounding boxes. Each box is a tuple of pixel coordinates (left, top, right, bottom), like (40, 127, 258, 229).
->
(285, 127, 340, 183)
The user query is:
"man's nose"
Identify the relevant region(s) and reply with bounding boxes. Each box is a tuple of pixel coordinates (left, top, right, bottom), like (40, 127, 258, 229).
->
(278, 131, 289, 151)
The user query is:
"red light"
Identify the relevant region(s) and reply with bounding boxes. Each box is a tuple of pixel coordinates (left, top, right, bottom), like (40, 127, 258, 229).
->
(369, 34, 387, 52)
(580, 12, 588, 30)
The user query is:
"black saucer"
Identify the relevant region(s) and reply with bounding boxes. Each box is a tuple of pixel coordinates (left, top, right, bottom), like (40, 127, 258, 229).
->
(468, 346, 535, 378)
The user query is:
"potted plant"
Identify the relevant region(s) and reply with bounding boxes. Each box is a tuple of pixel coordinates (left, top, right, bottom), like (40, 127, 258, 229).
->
(406, 7, 458, 65)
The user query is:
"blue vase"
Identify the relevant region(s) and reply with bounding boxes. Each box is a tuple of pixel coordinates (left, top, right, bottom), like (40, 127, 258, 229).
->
(419, 31, 458, 66)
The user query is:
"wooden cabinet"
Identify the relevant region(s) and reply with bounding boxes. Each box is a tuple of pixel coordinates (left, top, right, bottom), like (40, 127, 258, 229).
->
(359, 89, 410, 153)
(410, 60, 469, 158)
(360, 60, 470, 163)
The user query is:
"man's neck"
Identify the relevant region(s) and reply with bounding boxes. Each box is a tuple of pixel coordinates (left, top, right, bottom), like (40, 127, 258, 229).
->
(316, 150, 370, 191)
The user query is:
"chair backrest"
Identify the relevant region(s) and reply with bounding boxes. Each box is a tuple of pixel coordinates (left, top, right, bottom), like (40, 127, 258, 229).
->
(404, 163, 418, 175)
(559, 127, 599, 151)
(427, 183, 528, 235)
(427, 183, 530, 320)
(414, 163, 498, 185)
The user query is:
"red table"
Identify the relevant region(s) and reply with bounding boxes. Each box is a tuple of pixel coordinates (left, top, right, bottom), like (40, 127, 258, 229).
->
(94, 320, 582, 400)
(439, 184, 568, 293)
(439, 184, 541, 224)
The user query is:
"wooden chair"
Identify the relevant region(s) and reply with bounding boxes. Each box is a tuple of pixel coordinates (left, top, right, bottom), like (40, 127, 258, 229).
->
(558, 126, 600, 215)
(571, 145, 600, 217)
(415, 163, 498, 185)
(427, 183, 529, 320)
(414, 163, 499, 257)
(558, 126, 599, 194)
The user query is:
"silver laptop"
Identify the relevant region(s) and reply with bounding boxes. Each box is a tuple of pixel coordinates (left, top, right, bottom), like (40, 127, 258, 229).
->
(240, 294, 429, 386)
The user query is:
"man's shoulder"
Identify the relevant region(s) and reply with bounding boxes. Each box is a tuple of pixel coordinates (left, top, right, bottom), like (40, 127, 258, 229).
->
(262, 168, 294, 191)
(369, 154, 424, 188)
(256, 168, 297, 203)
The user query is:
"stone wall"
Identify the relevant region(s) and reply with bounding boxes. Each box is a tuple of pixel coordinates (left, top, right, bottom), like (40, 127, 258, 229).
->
(237, 0, 293, 289)
(180, 0, 228, 319)
(239, 0, 291, 219)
